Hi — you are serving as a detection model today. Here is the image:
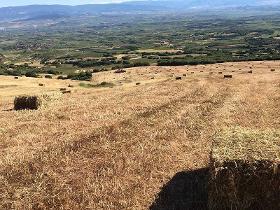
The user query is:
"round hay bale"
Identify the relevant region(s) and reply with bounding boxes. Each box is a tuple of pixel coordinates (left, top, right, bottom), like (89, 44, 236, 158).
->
(136, 82, 141, 85)
(39, 83, 45, 87)
(14, 77, 19, 79)
(60, 88, 67, 91)
(14, 96, 41, 110)
(176, 76, 182, 80)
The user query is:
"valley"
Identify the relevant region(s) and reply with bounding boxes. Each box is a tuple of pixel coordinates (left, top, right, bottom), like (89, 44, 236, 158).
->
(0, 2, 279, 209)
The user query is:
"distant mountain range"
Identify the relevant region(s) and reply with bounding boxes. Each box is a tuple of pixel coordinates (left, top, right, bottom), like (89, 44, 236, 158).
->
(0, 0, 279, 21)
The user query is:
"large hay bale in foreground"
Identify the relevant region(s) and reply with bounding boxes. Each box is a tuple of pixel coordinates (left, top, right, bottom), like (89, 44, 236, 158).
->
(14, 96, 41, 110)
(209, 128, 280, 210)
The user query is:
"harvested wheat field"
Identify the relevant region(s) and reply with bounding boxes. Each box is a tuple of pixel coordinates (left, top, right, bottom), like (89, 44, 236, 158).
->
(0, 61, 280, 209)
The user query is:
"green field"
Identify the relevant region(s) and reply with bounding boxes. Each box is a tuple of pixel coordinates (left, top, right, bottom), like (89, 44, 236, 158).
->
(1, 13, 280, 77)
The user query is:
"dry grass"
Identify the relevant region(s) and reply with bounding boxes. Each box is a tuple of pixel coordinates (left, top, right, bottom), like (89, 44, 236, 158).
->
(0, 61, 279, 209)
(212, 127, 280, 162)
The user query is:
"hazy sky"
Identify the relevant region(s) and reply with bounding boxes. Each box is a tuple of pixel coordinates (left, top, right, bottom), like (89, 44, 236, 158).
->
(0, 0, 138, 7)
(0, 0, 277, 7)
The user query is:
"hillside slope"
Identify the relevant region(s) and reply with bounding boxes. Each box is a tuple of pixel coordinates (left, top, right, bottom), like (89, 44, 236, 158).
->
(0, 0, 279, 21)
(0, 61, 279, 209)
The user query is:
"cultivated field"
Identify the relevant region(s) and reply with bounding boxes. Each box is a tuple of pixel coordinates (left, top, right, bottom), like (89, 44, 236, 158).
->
(0, 61, 279, 209)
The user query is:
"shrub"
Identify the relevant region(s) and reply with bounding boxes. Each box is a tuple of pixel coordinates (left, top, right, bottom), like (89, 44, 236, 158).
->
(25, 70, 38, 78)
(132, 61, 150, 67)
(57, 75, 68, 80)
(46, 69, 60, 75)
(5, 69, 22, 76)
(67, 72, 92, 81)
(79, 82, 114, 88)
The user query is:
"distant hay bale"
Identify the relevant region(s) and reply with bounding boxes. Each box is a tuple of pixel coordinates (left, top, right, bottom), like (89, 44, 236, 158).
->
(61, 90, 71, 94)
(176, 76, 182, 80)
(60, 88, 67, 91)
(271, 69, 276, 72)
(224, 75, 233, 79)
(248, 70, 253, 74)
(14, 77, 19, 79)
(14, 96, 41, 110)
(45, 75, 52, 79)
(209, 128, 280, 210)
(114, 69, 126, 74)
(183, 74, 187, 76)
(39, 83, 44, 86)
(218, 72, 223, 74)
(136, 82, 141, 85)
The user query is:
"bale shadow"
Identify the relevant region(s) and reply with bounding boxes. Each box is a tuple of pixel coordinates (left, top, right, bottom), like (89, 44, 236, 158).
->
(150, 168, 209, 210)
(3, 108, 13, 112)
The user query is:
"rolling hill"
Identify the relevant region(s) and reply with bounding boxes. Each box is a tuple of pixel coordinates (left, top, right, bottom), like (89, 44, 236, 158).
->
(0, 0, 279, 21)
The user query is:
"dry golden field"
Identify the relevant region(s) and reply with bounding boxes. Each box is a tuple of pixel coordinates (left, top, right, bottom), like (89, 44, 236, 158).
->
(0, 61, 279, 209)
